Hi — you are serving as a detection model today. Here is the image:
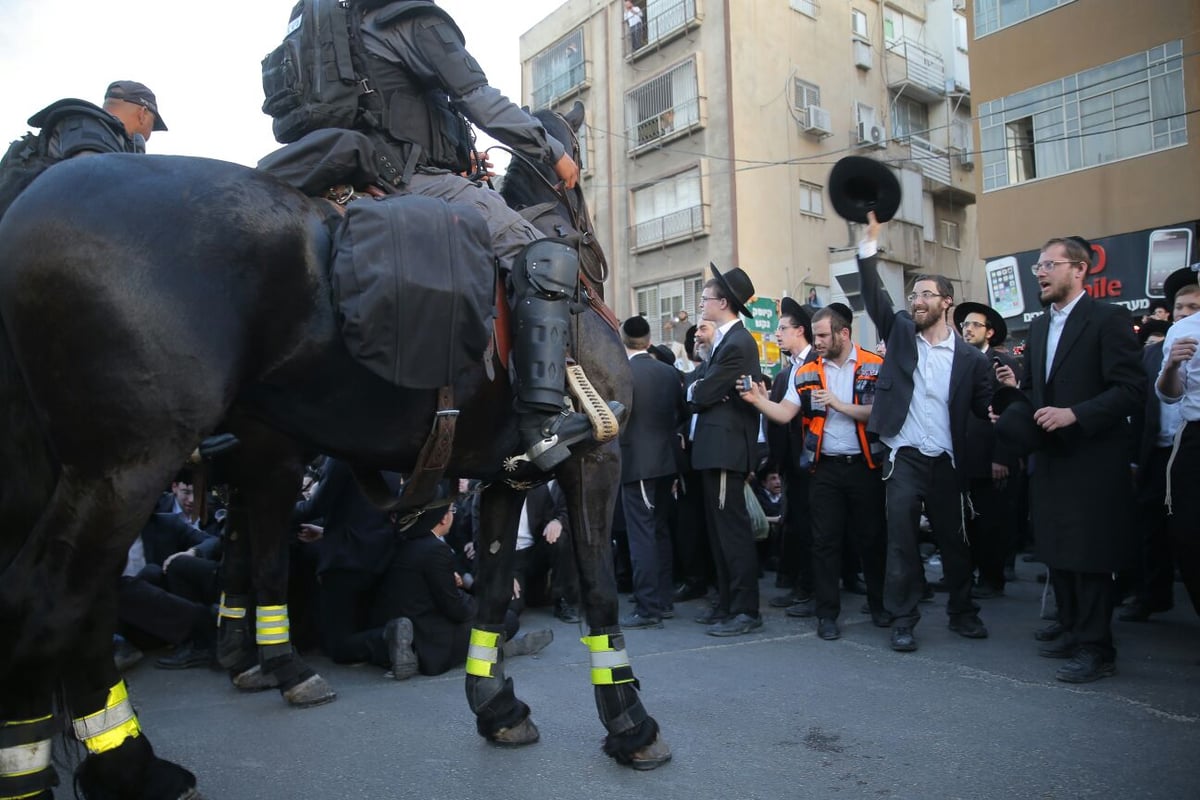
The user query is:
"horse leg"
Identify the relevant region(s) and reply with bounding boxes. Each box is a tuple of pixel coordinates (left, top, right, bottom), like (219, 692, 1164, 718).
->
(224, 421, 334, 708)
(556, 449, 672, 769)
(0, 677, 57, 800)
(66, 589, 200, 800)
(465, 483, 538, 746)
(214, 488, 279, 692)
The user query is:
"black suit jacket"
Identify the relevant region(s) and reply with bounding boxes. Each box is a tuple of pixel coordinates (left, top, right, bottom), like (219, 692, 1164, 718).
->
(962, 347, 1022, 477)
(1019, 292, 1145, 572)
(858, 251, 992, 486)
(688, 320, 762, 474)
(766, 348, 818, 475)
(1134, 340, 1166, 470)
(293, 458, 400, 577)
(391, 531, 477, 675)
(621, 352, 685, 483)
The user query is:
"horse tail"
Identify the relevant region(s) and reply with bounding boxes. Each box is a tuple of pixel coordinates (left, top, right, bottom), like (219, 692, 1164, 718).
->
(0, 316, 57, 572)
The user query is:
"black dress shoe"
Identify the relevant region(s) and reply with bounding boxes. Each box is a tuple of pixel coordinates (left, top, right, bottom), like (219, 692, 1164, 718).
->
(694, 606, 730, 625)
(1038, 638, 1078, 659)
(1034, 621, 1065, 642)
(769, 590, 811, 608)
(155, 642, 214, 670)
(785, 600, 815, 618)
(672, 582, 707, 603)
(554, 599, 581, 624)
(706, 613, 763, 637)
(1056, 649, 1116, 683)
(890, 626, 918, 652)
(620, 612, 663, 630)
(817, 618, 840, 640)
(948, 615, 989, 639)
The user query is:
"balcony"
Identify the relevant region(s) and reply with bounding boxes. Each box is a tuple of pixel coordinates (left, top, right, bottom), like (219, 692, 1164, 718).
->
(885, 38, 945, 103)
(630, 204, 709, 252)
(625, 59, 705, 154)
(625, 0, 702, 61)
(908, 135, 950, 186)
(903, 135, 975, 204)
(531, 59, 590, 111)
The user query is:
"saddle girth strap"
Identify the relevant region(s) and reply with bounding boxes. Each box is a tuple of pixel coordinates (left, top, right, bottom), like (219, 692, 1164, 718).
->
(580, 273, 619, 333)
(397, 385, 459, 509)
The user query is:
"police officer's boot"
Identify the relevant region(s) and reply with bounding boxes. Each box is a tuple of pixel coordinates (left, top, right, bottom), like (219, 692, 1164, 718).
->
(512, 239, 622, 472)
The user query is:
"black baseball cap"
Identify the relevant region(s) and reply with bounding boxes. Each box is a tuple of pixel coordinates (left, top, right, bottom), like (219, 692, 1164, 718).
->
(105, 80, 167, 131)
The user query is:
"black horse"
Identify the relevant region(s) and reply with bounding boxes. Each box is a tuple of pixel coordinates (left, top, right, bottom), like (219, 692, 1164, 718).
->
(0, 107, 668, 799)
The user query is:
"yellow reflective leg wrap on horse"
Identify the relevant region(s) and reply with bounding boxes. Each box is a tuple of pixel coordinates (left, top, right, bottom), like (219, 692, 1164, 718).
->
(255, 604, 290, 646)
(71, 681, 141, 755)
(465, 628, 502, 678)
(582, 633, 637, 685)
(0, 713, 56, 800)
(218, 592, 247, 623)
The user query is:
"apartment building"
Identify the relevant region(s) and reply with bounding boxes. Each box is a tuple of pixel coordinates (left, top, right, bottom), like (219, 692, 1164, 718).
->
(519, 0, 979, 362)
(970, 0, 1199, 336)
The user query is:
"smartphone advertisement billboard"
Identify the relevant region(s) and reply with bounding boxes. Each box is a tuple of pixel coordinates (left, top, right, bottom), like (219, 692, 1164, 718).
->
(983, 221, 1198, 328)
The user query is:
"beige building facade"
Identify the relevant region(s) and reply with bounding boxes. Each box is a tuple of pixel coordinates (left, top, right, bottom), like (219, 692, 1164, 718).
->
(970, 0, 1199, 336)
(519, 0, 979, 355)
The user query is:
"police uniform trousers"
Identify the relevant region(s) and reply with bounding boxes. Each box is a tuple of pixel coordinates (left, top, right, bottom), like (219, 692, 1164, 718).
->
(882, 448, 979, 628)
(810, 455, 886, 621)
(1167, 421, 1200, 616)
(701, 469, 760, 617)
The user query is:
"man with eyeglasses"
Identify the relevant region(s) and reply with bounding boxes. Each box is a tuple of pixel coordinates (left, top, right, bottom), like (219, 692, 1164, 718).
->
(856, 212, 994, 653)
(763, 297, 818, 613)
(993, 236, 1143, 683)
(952, 301, 1022, 600)
(688, 266, 765, 636)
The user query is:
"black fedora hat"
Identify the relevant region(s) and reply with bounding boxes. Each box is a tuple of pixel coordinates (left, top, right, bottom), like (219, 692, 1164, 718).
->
(709, 263, 756, 318)
(1163, 264, 1199, 308)
(954, 301, 1008, 346)
(828, 156, 901, 224)
(779, 296, 812, 340)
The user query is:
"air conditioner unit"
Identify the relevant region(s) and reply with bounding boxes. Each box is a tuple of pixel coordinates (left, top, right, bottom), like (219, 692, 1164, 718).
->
(858, 122, 886, 149)
(952, 0, 966, 11)
(957, 147, 975, 170)
(853, 39, 872, 70)
(804, 105, 832, 137)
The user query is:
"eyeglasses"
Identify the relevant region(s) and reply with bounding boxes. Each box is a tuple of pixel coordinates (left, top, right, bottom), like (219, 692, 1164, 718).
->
(906, 291, 943, 302)
(699, 295, 720, 304)
(777, 324, 795, 332)
(1030, 260, 1081, 275)
(960, 321, 987, 329)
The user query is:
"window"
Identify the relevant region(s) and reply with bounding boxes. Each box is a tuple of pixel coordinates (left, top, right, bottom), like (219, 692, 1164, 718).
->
(798, 181, 824, 217)
(790, 0, 817, 19)
(625, 58, 702, 151)
(979, 41, 1186, 190)
(975, 0, 1076, 38)
(631, 166, 706, 250)
(635, 276, 704, 343)
(851, 9, 869, 40)
(531, 29, 586, 110)
(793, 79, 821, 127)
(892, 96, 929, 141)
(940, 219, 961, 250)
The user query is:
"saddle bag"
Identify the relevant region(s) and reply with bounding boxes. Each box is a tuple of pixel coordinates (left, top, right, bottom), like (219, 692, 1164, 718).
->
(331, 193, 495, 389)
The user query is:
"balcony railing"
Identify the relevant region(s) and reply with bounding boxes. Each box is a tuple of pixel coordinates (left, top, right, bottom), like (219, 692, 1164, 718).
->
(885, 38, 945, 101)
(624, 0, 701, 59)
(625, 58, 704, 152)
(908, 135, 951, 186)
(631, 204, 708, 251)
(531, 59, 590, 111)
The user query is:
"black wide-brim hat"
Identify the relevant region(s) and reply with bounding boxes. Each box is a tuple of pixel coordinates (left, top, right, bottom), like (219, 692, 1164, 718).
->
(1163, 264, 1199, 307)
(828, 156, 901, 224)
(953, 301, 1008, 346)
(709, 263, 755, 318)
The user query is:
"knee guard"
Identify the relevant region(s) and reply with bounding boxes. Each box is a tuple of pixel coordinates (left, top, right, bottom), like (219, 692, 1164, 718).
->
(512, 240, 580, 411)
(511, 238, 579, 301)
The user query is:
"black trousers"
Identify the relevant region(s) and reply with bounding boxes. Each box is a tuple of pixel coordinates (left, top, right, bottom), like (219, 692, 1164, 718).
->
(810, 457, 886, 621)
(1131, 447, 1177, 610)
(1050, 568, 1116, 661)
(966, 476, 1015, 590)
(778, 466, 813, 594)
(317, 569, 389, 668)
(673, 469, 714, 590)
(882, 449, 978, 628)
(622, 477, 675, 617)
(117, 576, 210, 647)
(1168, 422, 1200, 615)
(164, 555, 220, 605)
(701, 469, 760, 617)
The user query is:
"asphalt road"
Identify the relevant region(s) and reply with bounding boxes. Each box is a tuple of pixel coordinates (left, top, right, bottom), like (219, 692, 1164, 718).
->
(122, 562, 1199, 800)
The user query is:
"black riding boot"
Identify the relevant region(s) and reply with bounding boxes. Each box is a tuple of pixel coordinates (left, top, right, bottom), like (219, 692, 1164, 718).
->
(512, 239, 621, 471)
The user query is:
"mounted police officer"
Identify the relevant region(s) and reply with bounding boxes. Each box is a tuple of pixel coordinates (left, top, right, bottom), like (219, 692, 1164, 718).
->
(263, 0, 618, 471)
(29, 80, 167, 160)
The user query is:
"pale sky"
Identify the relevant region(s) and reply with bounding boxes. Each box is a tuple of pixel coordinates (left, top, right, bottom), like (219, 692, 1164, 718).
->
(0, 0, 565, 171)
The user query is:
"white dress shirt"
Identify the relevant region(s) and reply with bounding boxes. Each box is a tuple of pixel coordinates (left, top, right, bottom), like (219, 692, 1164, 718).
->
(882, 332, 956, 462)
(1045, 289, 1086, 381)
(1156, 311, 1200, 422)
(783, 346, 862, 455)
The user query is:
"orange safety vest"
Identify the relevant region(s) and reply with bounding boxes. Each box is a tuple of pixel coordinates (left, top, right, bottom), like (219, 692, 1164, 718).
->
(793, 346, 884, 469)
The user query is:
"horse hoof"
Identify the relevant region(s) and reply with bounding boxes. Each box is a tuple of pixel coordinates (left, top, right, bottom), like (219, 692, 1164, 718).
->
(489, 716, 540, 747)
(628, 734, 672, 770)
(282, 674, 337, 708)
(232, 664, 280, 692)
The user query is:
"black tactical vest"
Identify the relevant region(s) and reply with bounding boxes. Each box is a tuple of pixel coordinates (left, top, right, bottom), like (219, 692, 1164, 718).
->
(26, 99, 140, 160)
